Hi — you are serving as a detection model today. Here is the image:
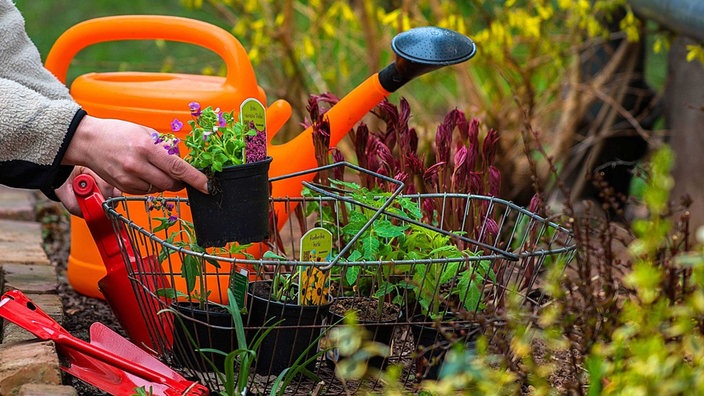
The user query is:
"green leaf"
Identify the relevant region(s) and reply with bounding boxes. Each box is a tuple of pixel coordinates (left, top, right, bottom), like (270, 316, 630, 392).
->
(585, 355, 605, 396)
(347, 250, 362, 262)
(345, 266, 360, 285)
(342, 211, 368, 237)
(155, 288, 185, 299)
(330, 179, 361, 191)
(182, 256, 201, 293)
(263, 250, 288, 261)
(360, 236, 380, 260)
(152, 217, 174, 233)
(439, 262, 460, 285)
(373, 219, 407, 238)
(398, 197, 422, 220)
(457, 270, 481, 311)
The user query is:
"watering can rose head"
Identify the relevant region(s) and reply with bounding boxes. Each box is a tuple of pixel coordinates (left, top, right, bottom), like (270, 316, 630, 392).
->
(165, 102, 266, 173)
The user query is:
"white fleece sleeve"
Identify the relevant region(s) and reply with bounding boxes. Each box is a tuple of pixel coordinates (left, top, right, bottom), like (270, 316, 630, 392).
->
(0, 76, 80, 165)
(0, 0, 74, 101)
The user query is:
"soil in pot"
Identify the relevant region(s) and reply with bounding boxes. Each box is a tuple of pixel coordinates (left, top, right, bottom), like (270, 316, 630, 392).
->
(186, 157, 272, 247)
(327, 297, 400, 369)
(171, 301, 242, 373)
(410, 316, 480, 380)
(247, 281, 331, 377)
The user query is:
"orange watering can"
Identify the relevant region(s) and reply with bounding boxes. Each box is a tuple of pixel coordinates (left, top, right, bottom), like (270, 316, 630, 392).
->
(45, 15, 476, 300)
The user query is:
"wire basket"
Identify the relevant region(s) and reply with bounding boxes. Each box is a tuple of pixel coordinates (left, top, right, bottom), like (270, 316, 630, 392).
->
(102, 165, 575, 394)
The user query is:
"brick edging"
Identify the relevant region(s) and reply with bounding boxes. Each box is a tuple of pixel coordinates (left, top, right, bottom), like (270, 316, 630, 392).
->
(0, 187, 77, 395)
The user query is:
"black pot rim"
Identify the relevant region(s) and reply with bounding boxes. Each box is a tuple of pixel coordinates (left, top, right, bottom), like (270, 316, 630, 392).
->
(200, 156, 273, 176)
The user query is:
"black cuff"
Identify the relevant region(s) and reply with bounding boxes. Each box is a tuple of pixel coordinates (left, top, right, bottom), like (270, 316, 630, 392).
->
(41, 108, 87, 200)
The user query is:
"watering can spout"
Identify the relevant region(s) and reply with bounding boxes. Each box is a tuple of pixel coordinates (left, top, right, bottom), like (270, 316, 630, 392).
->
(380, 26, 477, 92)
(268, 26, 476, 220)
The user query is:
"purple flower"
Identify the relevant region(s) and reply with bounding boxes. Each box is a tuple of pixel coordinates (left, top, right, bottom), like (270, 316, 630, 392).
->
(203, 131, 212, 142)
(218, 112, 227, 128)
(188, 102, 201, 117)
(171, 118, 183, 132)
(167, 215, 178, 225)
(150, 131, 162, 144)
(164, 144, 180, 156)
(161, 135, 181, 156)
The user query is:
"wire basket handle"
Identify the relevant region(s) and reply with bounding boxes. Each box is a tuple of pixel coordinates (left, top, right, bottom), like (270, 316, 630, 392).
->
(302, 180, 519, 262)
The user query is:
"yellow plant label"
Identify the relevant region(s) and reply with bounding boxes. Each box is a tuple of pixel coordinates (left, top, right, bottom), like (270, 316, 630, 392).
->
(239, 98, 266, 132)
(298, 227, 331, 305)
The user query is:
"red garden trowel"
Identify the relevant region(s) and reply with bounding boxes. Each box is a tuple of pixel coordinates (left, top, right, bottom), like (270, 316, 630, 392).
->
(0, 289, 208, 395)
(72, 174, 172, 353)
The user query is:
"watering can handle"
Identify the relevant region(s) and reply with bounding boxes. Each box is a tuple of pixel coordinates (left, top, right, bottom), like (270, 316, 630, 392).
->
(44, 15, 257, 94)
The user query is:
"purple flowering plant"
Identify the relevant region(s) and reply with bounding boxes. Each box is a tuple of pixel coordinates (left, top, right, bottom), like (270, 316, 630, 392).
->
(171, 102, 266, 173)
(148, 111, 260, 306)
(151, 132, 181, 157)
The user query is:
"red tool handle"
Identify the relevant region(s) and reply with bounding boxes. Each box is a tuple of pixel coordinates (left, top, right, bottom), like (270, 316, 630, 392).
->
(71, 174, 174, 354)
(0, 290, 208, 395)
(72, 174, 138, 272)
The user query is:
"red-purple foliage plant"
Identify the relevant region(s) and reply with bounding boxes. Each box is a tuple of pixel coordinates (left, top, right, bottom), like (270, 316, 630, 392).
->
(305, 94, 508, 246)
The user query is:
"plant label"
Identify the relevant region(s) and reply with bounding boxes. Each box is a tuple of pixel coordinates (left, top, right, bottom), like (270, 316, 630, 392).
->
(299, 227, 331, 305)
(240, 98, 267, 163)
(239, 98, 266, 131)
(228, 267, 249, 310)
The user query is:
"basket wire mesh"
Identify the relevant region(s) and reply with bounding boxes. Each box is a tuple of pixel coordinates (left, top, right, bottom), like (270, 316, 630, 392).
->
(102, 165, 575, 394)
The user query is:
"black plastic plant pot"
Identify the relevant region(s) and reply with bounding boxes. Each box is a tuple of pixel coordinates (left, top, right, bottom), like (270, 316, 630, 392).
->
(327, 297, 400, 370)
(186, 156, 272, 248)
(410, 315, 480, 380)
(247, 281, 332, 377)
(171, 301, 241, 373)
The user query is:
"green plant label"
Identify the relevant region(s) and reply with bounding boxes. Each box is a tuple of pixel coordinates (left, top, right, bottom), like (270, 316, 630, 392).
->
(228, 267, 249, 309)
(239, 98, 266, 132)
(299, 227, 331, 305)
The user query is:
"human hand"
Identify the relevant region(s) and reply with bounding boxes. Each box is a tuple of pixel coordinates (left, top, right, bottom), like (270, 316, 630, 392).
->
(54, 166, 121, 217)
(62, 115, 209, 195)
